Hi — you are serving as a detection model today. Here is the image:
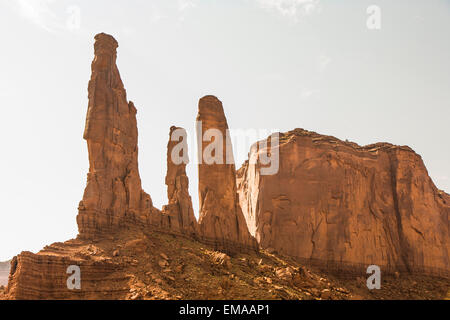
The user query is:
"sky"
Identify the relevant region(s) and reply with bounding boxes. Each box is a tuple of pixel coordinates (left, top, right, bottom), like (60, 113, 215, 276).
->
(0, 0, 449, 261)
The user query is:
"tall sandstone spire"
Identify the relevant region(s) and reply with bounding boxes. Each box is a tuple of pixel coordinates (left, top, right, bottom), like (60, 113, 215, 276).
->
(77, 33, 152, 238)
(196, 95, 257, 253)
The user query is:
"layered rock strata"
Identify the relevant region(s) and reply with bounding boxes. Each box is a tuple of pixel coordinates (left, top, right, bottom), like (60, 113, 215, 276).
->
(6, 241, 129, 299)
(237, 128, 450, 276)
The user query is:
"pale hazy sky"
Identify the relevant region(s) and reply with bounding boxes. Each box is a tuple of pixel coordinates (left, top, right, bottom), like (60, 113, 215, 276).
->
(0, 0, 449, 261)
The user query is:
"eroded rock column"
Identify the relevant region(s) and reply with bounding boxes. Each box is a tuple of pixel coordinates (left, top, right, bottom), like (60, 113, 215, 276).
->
(196, 95, 257, 252)
(77, 33, 152, 238)
(162, 126, 198, 236)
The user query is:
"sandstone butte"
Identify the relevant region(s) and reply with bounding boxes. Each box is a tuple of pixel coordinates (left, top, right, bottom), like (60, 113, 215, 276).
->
(1, 33, 449, 300)
(237, 129, 450, 275)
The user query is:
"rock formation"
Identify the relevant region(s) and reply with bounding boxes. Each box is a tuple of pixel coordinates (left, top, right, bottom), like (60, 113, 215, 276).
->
(5, 34, 262, 300)
(162, 126, 198, 236)
(237, 128, 450, 276)
(196, 96, 258, 253)
(77, 33, 152, 238)
(3, 33, 449, 300)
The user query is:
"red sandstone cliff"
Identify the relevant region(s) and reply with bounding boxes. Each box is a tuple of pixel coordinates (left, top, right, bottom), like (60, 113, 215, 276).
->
(237, 129, 450, 275)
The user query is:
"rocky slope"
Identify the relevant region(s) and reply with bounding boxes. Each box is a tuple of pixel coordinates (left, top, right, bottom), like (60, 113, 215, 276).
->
(237, 129, 450, 276)
(2, 230, 448, 300)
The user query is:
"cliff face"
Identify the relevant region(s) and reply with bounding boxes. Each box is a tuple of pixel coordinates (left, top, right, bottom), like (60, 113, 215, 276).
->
(237, 129, 450, 275)
(196, 96, 258, 253)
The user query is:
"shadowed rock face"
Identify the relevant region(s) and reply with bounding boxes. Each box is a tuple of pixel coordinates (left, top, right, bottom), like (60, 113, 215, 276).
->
(162, 126, 198, 236)
(237, 129, 450, 275)
(77, 33, 153, 238)
(196, 96, 258, 253)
